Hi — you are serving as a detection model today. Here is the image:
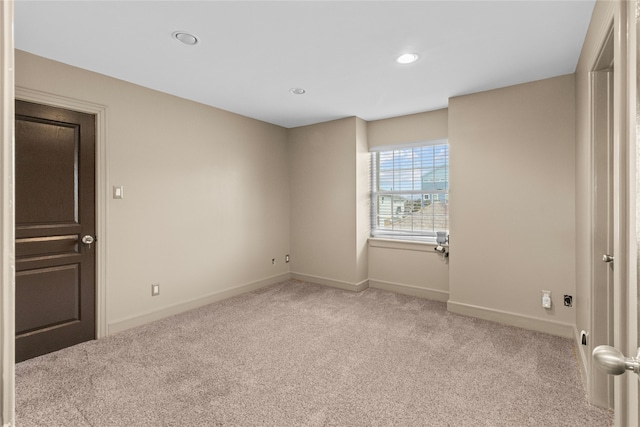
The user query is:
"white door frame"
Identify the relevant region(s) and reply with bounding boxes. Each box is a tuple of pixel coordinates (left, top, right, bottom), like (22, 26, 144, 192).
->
(0, 2, 14, 426)
(582, 1, 638, 423)
(620, 0, 639, 425)
(614, 0, 639, 425)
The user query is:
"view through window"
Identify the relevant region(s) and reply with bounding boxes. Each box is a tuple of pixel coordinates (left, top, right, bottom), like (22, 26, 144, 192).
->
(370, 141, 449, 241)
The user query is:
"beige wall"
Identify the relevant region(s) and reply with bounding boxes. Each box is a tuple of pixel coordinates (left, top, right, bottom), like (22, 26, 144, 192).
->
(288, 117, 367, 289)
(368, 240, 450, 301)
(15, 50, 581, 342)
(15, 50, 291, 332)
(448, 74, 576, 337)
(367, 109, 448, 149)
(366, 109, 450, 300)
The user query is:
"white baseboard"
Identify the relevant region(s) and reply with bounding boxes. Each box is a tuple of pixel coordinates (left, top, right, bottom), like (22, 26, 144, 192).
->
(368, 279, 449, 302)
(290, 272, 369, 292)
(107, 273, 291, 335)
(574, 325, 589, 389)
(447, 300, 574, 338)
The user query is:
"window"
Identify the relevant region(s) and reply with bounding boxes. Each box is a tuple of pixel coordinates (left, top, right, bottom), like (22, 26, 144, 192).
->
(370, 141, 449, 242)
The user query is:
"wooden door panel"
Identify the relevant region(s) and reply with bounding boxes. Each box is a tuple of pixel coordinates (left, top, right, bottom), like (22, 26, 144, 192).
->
(16, 264, 80, 335)
(15, 119, 78, 225)
(15, 234, 79, 258)
(16, 223, 82, 239)
(15, 100, 96, 362)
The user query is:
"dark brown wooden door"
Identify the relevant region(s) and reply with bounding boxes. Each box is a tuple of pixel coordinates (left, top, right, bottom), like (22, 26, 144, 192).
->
(15, 100, 96, 362)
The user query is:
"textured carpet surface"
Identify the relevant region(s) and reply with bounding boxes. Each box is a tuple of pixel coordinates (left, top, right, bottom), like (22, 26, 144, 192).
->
(16, 280, 612, 426)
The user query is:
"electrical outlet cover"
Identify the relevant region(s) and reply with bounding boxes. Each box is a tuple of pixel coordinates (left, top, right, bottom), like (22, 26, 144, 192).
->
(541, 290, 552, 309)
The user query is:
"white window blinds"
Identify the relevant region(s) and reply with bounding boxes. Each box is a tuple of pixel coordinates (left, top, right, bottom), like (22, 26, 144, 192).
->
(370, 141, 449, 241)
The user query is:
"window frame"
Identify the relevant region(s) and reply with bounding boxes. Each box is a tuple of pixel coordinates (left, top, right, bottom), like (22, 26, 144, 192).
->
(369, 139, 449, 243)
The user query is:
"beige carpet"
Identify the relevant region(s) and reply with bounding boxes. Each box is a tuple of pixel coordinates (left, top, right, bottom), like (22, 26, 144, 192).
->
(16, 280, 612, 426)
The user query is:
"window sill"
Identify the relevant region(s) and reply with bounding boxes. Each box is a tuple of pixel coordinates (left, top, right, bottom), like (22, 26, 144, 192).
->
(368, 237, 448, 253)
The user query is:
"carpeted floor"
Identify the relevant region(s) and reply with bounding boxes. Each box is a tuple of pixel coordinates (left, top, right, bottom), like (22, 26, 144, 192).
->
(16, 280, 612, 426)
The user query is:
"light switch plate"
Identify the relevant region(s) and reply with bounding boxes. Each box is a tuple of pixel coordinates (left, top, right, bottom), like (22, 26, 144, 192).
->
(113, 186, 124, 199)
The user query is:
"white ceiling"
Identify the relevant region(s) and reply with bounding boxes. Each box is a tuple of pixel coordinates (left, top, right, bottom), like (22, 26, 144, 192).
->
(14, 1, 595, 129)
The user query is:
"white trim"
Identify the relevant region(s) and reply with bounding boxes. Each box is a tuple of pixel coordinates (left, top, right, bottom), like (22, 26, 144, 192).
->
(611, 1, 633, 425)
(108, 273, 291, 334)
(447, 300, 574, 338)
(574, 326, 589, 390)
(14, 87, 108, 339)
(368, 138, 448, 153)
(0, 2, 15, 426)
(368, 279, 448, 302)
(623, 1, 639, 424)
(368, 237, 446, 252)
(290, 272, 369, 292)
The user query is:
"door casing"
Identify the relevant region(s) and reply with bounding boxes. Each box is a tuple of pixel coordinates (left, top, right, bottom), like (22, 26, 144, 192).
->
(621, 0, 639, 424)
(0, 2, 15, 425)
(582, 3, 639, 424)
(610, 1, 638, 425)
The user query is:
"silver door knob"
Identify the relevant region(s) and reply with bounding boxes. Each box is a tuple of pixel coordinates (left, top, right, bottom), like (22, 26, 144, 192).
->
(593, 345, 640, 375)
(81, 235, 95, 245)
(602, 254, 614, 263)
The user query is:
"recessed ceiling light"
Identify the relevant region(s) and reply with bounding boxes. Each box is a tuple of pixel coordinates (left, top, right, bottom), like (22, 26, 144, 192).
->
(396, 53, 419, 64)
(172, 31, 199, 46)
(289, 88, 306, 95)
